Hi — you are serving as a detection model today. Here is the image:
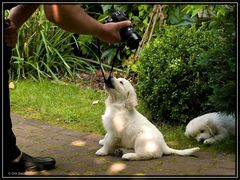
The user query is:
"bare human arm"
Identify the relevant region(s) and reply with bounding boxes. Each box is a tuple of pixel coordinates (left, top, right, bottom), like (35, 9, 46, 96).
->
(5, 4, 131, 47)
(7, 5, 40, 29)
(43, 5, 131, 43)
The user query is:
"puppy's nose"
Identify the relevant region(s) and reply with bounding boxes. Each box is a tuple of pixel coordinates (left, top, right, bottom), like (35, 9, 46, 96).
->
(199, 138, 205, 143)
(104, 76, 114, 88)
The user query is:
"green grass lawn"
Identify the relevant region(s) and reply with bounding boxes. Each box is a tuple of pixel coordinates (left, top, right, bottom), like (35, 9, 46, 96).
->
(10, 79, 235, 154)
(10, 79, 106, 134)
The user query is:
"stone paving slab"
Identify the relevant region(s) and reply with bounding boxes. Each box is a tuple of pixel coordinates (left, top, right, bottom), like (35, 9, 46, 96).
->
(10, 113, 236, 177)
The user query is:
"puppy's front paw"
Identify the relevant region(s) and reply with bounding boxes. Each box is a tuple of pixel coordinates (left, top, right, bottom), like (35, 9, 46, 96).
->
(96, 147, 108, 156)
(99, 139, 104, 146)
(203, 138, 215, 145)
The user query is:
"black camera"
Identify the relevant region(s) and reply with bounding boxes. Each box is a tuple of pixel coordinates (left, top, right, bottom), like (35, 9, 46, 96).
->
(105, 10, 141, 49)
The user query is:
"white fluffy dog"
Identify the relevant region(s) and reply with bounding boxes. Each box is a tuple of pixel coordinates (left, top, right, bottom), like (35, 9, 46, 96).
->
(185, 112, 235, 144)
(95, 77, 200, 160)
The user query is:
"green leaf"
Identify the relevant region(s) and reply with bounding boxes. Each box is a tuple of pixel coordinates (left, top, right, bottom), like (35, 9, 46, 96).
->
(101, 5, 113, 14)
(217, 8, 226, 17)
(113, 5, 128, 13)
(191, 8, 200, 18)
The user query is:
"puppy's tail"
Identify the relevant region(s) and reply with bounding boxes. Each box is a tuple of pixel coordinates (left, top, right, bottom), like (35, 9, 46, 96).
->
(163, 145, 200, 156)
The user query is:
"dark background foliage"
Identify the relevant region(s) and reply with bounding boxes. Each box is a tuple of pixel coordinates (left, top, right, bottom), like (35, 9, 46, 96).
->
(8, 4, 236, 124)
(137, 4, 236, 124)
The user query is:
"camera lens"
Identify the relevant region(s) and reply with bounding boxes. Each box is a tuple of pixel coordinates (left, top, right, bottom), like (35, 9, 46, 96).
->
(127, 33, 140, 49)
(120, 26, 141, 49)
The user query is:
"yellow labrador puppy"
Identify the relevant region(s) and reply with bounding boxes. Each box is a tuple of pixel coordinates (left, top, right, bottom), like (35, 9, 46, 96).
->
(185, 112, 235, 144)
(96, 77, 200, 160)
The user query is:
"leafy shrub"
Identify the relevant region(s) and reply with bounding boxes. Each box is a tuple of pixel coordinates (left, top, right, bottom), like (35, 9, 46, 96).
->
(137, 24, 236, 124)
(198, 29, 236, 114)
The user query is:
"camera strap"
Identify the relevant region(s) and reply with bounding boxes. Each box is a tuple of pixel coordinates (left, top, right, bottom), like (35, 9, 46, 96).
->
(96, 39, 124, 82)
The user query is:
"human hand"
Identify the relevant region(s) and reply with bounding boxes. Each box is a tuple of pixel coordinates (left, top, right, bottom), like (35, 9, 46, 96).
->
(97, 20, 131, 44)
(5, 19, 17, 48)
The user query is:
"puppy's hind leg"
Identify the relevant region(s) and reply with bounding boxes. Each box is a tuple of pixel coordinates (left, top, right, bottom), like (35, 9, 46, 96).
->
(122, 153, 148, 161)
(122, 153, 154, 161)
(122, 137, 162, 160)
(122, 139, 162, 160)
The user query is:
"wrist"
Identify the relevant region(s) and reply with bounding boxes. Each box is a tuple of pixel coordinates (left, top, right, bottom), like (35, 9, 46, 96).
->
(93, 23, 106, 39)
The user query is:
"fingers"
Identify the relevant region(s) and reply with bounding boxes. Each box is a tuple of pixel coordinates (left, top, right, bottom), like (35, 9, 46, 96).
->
(116, 20, 131, 29)
(106, 21, 131, 43)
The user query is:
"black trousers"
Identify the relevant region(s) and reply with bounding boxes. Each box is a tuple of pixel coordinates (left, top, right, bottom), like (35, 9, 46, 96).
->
(3, 42, 21, 172)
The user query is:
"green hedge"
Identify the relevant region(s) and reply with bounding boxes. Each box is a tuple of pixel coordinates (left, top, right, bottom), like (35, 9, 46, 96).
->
(137, 24, 236, 124)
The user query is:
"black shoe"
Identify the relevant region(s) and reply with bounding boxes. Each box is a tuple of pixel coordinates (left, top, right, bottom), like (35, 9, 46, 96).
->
(7, 152, 56, 174)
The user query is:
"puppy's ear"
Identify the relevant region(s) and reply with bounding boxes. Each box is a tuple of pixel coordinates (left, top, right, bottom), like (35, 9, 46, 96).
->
(125, 90, 138, 110)
(206, 120, 217, 136)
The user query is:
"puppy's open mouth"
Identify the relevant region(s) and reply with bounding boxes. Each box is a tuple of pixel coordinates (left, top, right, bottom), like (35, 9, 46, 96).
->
(104, 76, 114, 89)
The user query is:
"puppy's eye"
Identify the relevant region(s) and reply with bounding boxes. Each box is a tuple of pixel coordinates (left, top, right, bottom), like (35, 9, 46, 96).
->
(120, 81, 123, 85)
(200, 130, 204, 133)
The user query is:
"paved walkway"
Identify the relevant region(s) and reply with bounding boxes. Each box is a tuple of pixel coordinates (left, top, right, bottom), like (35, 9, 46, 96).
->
(11, 113, 236, 177)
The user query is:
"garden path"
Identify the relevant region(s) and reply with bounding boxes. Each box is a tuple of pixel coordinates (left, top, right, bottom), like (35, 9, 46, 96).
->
(10, 113, 236, 177)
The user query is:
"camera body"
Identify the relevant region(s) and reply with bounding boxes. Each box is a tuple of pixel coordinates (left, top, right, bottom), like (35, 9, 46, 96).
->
(105, 10, 141, 49)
